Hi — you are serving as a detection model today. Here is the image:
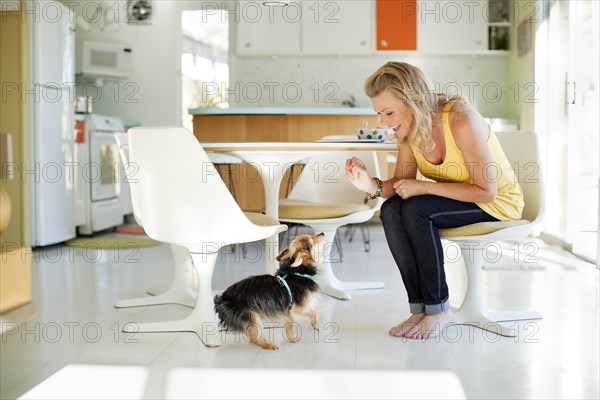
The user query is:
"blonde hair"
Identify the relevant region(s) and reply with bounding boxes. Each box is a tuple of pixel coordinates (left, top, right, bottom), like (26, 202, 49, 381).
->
(364, 62, 463, 153)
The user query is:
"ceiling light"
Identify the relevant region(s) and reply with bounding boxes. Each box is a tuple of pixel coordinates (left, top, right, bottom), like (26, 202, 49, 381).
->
(263, 1, 290, 6)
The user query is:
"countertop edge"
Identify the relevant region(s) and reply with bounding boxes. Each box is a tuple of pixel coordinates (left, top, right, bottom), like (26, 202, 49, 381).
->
(189, 107, 377, 116)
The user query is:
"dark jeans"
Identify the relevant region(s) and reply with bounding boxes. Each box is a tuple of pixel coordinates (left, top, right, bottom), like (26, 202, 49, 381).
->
(379, 195, 498, 315)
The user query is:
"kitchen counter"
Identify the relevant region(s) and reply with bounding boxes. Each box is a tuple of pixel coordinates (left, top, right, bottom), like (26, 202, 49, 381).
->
(189, 107, 377, 116)
(191, 108, 380, 143)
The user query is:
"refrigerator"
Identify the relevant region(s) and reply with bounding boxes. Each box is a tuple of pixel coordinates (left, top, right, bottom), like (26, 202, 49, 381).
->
(28, 0, 76, 246)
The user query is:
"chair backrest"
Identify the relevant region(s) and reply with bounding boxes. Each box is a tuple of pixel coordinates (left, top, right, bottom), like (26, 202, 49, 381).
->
(287, 149, 382, 211)
(495, 131, 545, 224)
(114, 131, 143, 226)
(126, 127, 259, 247)
(114, 131, 129, 162)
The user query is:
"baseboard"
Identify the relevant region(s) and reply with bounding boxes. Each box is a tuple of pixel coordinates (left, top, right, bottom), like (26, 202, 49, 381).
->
(0, 302, 36, 334)
(539, 232, 572, 252)
(539, 232, 598, 267)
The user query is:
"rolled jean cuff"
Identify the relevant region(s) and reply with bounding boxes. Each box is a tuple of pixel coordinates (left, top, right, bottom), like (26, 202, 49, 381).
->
(409, 298, 450, 315)
(425, 298, 450, 315)
(409, 302, 425, 314)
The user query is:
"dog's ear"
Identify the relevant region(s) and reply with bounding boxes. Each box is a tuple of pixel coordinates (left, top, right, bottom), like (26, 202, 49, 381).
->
(290, 250, 309, 268)
(275, 247, 289, 262)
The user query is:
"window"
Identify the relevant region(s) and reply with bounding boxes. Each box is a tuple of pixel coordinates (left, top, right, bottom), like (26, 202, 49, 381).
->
(181, 9, 229, 130)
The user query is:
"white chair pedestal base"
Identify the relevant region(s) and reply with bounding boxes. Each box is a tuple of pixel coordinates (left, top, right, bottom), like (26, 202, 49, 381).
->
(452, 243, 542, 338)
(122, 252, 221, 347)
(145, 287, 161, 296)
(453, 304, 543, 338)
(115, 244, 197, 308)
(316, 229, 384, 300)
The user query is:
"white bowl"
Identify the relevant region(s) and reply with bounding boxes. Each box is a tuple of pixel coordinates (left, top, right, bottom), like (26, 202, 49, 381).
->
(356, 128, 390, 142)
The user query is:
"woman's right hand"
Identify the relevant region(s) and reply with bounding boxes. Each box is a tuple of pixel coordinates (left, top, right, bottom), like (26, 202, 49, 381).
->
(345, 157, 374, 192)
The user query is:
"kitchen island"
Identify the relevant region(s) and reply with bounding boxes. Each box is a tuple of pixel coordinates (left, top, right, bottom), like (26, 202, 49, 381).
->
(190, 107, 380, 142)
(189, 107, 389, 211)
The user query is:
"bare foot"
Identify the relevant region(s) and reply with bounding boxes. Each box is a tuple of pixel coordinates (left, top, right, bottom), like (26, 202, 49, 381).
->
(389, 313, 426, 337)
(405, 309, 454, 340)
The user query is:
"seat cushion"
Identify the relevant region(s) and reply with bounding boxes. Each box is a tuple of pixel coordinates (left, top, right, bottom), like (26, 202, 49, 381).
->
(243, 212, 280, 227)
(207, 153, 242, 165)
(439, 219, 531, 238)
(279, 199, 371, 219)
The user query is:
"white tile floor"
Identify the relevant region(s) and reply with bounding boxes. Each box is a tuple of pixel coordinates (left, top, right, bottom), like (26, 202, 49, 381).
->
(1, 222, 598, 399)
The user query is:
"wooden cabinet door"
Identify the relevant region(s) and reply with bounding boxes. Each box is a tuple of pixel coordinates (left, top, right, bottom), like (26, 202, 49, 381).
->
(302, 0, 374, 54)
(376, 0, 417, 50)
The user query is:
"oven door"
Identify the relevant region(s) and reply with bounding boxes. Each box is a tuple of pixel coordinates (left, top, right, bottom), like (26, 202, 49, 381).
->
(89, 130, 120, 201)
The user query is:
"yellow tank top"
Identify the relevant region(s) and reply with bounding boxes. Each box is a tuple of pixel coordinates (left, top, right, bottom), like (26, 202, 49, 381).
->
(411, 101, 524, 221)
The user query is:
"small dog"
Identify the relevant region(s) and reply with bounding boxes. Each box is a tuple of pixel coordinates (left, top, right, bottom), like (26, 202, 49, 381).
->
(214, 233, 324, 350)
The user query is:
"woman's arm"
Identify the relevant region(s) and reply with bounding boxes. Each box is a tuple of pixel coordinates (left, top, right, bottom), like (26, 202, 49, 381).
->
(346, 145, 417, 200)
(394, 104, 497, 203)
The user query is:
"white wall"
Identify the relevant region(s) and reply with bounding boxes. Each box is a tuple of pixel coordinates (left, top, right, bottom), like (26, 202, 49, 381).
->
(506, 0, 536, 130)
(68, 0, 181, 126)
(232, 54, 508, 118)
(66, 0, 510, 126)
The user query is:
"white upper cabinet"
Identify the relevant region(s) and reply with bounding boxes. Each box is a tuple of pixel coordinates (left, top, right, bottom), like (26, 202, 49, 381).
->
(236, 1, 373, 55)
(236, 2, 301, 55)
(417, 0, 488, 52)
(302, 0, 374, 54)
(235, 0, 504, 55)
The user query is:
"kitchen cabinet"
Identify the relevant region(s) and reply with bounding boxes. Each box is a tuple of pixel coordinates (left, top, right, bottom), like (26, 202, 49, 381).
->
(376, 0, 506, 53)
(236, 1, 373, 55)
(236, 0, 508, 54)
(487, 0, 511, 51)
(302, 1, 373, 54)
(417, 0, 488, 52)
(236, 3, 301, 55)
(376, 0, 417, 50)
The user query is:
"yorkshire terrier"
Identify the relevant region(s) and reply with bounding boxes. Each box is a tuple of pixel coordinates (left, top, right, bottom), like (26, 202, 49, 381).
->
(214, 233, 324, 350)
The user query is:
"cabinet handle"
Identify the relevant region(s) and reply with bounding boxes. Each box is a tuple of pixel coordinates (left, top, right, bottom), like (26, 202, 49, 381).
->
(381, 39, 388, 48)
(566, 81, 576, 105)
(245, 42, 251, 48)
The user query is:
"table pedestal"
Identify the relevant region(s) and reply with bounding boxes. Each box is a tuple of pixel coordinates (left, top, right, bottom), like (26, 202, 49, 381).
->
(314, 227, 385, 300)
(225, 151, 312, 274)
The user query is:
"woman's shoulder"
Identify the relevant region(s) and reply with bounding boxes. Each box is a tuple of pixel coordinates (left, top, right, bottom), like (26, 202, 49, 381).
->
(445, 100, 488, 145)
(443, 97, 472, 119)
(436, 97, 473, 128)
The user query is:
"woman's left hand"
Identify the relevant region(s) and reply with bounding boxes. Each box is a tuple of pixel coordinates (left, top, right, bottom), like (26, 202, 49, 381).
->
(393, 179, 428, 199)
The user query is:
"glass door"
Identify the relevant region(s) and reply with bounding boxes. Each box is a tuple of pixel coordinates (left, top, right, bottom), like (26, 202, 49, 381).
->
(566, 0, 599, 263)
(535, 0, 599, 265)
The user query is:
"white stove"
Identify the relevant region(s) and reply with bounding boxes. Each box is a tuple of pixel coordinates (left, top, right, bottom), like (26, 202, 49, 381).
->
(74, 114, 132, 235)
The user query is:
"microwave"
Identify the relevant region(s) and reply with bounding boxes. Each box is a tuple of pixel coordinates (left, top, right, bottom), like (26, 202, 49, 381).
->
(76, 41, 132, 78)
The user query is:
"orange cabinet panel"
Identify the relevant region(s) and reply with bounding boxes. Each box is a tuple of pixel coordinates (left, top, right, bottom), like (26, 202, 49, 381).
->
(376, 0, 417, 50)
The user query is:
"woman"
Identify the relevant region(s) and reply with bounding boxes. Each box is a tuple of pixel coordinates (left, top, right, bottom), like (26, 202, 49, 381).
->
(346, 62, 524, 340)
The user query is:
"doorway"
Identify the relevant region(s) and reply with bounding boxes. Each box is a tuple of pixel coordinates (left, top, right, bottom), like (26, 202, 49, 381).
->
(535, 0, 599, 264)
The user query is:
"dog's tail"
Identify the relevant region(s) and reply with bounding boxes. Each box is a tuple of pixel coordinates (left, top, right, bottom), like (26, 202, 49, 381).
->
(213, 293, 251, 332)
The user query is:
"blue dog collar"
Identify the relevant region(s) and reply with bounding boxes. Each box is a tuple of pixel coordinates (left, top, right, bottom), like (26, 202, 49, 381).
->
(276, 273, 315, 310)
